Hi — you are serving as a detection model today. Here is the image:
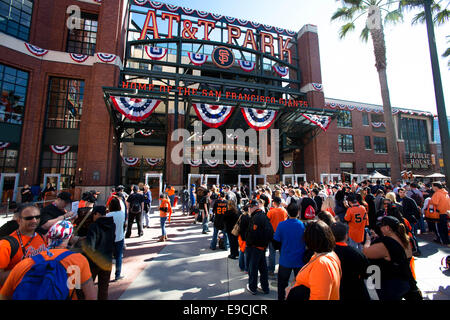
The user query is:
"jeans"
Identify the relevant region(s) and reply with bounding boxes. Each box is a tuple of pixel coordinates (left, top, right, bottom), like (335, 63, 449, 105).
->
(210, 227, 229, 249)
(347, 237, 363, 251)
(227, 232, 239, 257)
(201, 209, 209, 232)
(89, 263, 112, 300)
(142, 204, 151, 227)
(125, 211, 143, 237)
(113, 239, 124, 279)
(239, 249, 248, 272)
(247, 246, 269, 293)
(160, 216, 167, 236)
(277, 265, 301, 301)
(182, 201, 189, 214)
(169, 195, 175, 207)
(267, 242, 277, 273)
(437, 214, 449, 245)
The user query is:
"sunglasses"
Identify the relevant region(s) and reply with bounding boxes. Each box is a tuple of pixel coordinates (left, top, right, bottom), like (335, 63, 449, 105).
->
(21, 215, 41, 221)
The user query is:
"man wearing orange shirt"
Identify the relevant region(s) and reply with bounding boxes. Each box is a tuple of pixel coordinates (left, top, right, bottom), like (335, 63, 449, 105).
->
(0, 205, 47, 287)
(0, 220, 96, 300)
(344, 198, 369, 251)
(266, 197, 287, 277)
(165, 185, 176, 207)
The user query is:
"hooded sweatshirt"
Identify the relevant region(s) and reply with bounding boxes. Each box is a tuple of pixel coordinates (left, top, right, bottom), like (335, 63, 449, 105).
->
(431, 188, 450, 215)
(82, 216, 116, 271)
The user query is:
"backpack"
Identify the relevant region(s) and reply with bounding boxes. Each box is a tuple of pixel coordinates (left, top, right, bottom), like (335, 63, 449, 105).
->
(218, 232, 226, 250)
(246, 212, 274, 248)
(304, 205, 316, 220)
(130, 196, 142, 213)
(13, 250, 75, 300)
(0, 233, 46, 261)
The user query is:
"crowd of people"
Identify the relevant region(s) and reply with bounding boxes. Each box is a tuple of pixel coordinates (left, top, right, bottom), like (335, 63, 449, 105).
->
(186, 178, 449, 300)
(0, 177, 448, 300)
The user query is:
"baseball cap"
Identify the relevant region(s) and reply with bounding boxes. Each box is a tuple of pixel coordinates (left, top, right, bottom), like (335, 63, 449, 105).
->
(248, 199, 259, 207)
(89, 190, 100, 195)
(57, 191, 72, 203)
(380, 216, 400, 231)
(116, 185, 125, 191)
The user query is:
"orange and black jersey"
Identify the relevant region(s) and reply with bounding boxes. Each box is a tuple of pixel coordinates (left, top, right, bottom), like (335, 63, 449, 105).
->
(213, 200, 227, 230)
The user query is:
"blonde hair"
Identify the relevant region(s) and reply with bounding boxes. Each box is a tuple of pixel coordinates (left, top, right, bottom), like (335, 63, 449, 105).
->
(385, 192, 398, 204)
(294, 189, 301, 197)
(321, 195, 335, 211)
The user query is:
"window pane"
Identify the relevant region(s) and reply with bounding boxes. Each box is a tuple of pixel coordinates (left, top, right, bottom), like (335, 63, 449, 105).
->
(0, 63, 29, 125)
(0, 0, 32, 40)
(337, 110, 352, 128)
(66, 12, 98, 56)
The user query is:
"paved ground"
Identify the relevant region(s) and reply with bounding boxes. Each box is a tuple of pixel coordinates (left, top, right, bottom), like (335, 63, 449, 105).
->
(1, 207, 449, 300)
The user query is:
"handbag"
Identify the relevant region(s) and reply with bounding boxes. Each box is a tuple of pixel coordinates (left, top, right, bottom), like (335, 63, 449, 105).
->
(231, 215, 243, 237)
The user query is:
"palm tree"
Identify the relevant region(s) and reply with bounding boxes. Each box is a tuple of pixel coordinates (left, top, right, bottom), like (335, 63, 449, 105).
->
(399, 0, 449, 65)
(331, 0, 404, 182)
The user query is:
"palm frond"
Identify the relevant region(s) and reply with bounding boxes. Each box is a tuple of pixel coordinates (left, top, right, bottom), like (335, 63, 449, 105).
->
(360, 25, 370, 42)
(339, 22, 356, 38)
(341, 0, 364, 5)
(331, 7, 357, 21)
(434, 8, 450, 25)
(443, 47, 450, 57)
(384, 8, 404, 24)
(411, 11, 426, 24)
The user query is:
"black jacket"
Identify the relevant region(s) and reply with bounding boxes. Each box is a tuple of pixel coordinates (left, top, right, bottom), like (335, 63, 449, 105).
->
(238, 213, 251, 241)
(245, 209, 274, 248)
(224, 208, 239, 234)
(212, 199, 227, 230)
(83, 216, 116, 270)
(365, 194, 377, 229)
(334, 244, 371, 301)
(399, 196, 420, 224)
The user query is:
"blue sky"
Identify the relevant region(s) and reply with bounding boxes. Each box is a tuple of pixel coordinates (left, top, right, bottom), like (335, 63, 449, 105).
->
(139, 0, 449, 115)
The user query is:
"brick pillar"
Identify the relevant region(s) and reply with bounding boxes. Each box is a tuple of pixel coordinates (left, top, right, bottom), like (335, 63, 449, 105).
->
(296, 25, 330, 182)
(165, 113, 185, 187)
(76, 0, 126, 188)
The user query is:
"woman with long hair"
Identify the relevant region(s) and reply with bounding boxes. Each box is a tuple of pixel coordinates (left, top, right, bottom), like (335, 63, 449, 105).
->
(321, 195, 336, 217)
(224, 199, 239, 259)
(363, 216, 418, 300)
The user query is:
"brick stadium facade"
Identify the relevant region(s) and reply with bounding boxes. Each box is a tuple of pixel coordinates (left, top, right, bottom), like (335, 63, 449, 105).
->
(0, 0, 440, 204)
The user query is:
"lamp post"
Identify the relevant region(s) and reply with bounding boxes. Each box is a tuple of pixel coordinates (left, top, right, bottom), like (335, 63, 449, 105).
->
(424, 0, 450, 184)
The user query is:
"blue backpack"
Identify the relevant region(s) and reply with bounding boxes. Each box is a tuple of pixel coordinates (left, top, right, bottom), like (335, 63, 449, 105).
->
(13, 250, 74, 300)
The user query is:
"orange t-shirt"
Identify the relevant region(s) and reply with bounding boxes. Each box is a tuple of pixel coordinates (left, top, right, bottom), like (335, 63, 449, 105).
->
(238, 235, 246, 253)
(266, 207, 287, 233)
(0, 249, 92, 300)
(293, 252, 341, 300)
(0, 231, 47, 271)
(325, 207, 335, 217)
(344, 205, 368, 243)
(159, 199, 173, 221)
(166, 187, 175, 197)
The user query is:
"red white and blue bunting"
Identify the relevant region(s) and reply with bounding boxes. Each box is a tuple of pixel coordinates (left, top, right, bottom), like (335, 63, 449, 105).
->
(24, 43, 48, 57)
(134, 1, 296, 37)
(145, 158, 161, 166)
(69, 53, 89, 63)
(302, 114, 332, 132)
(138, 129, 154, 136)
(326, 102, 432, 117)
(187, 52, 208, 66)
(281, 161, 292, 168)
(50, 145, 71, 155)
(238, 60, 256, 72)
(371, 122, 385, 128)
(188, 159, 202, 167)
(242, 160, 254, 168)
(205, 159, 220, 167)
(145, 46, 167, 60)
(312, 83, 323, 92)
(0, 142, 11, 150)
(241, 108, 277, 131)
(273, 65, 289, 77)
(225, 160, 238, 168)
(96, 52, 117, 63)
(111, 96, 161, 122)
(193, 103, 234, 128)
(122, 157, 140, 166)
